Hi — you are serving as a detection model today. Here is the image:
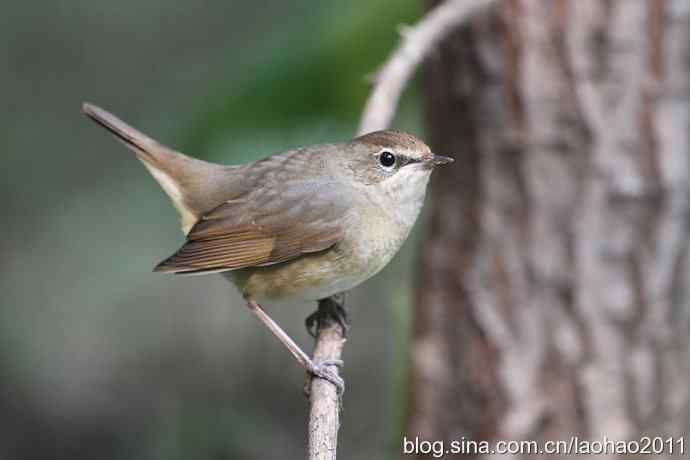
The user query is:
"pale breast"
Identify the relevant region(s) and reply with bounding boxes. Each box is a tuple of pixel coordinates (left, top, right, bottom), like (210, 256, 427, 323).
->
(228, 201, 414, 301)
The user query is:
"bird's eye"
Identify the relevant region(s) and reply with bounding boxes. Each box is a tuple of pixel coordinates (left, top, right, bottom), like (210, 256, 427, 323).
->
(378, 150, 396, 169)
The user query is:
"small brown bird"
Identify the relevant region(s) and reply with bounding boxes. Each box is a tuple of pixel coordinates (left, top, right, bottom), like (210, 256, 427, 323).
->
(82, 103, 452, 390)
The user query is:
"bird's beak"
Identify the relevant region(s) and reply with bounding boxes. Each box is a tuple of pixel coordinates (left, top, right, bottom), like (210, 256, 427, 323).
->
(424, 154, 454, 168)
(432, 154, 454, 165)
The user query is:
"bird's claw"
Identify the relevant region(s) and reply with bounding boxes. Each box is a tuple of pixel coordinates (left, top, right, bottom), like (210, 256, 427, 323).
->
(305, 295, 350, 338)
(304, 358, 345, 397)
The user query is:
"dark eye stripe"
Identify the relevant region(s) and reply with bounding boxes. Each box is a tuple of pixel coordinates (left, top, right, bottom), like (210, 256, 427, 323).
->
(397, 155, 419, 167)
(375, 152, 420, 171)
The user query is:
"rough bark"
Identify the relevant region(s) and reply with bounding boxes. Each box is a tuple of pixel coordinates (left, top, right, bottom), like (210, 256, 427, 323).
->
(406, 0, 690, 457)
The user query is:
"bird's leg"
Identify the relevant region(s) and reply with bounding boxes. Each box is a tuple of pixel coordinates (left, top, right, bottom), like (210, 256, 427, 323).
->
(244, 295, 344, 393)
(305, 293, 350, 338)
(303, 294, 349, 398)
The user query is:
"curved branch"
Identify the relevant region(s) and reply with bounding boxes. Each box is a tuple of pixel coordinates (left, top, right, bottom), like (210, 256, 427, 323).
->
(357, 0, 498, 136)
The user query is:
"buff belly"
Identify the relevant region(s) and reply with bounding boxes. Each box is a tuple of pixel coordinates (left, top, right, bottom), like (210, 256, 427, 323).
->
(224, 199, 417, 301)
(226, 245, 374, 301)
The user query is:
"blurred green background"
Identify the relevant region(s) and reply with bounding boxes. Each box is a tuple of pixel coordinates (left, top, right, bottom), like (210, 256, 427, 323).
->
(1, 1, 428, 458)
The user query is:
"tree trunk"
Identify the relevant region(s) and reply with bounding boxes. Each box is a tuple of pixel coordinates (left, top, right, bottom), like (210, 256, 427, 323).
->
(406, 0, 690, 457)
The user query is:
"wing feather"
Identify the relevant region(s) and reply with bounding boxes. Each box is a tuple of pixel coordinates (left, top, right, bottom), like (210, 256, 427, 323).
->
(154, 179, 351, 273)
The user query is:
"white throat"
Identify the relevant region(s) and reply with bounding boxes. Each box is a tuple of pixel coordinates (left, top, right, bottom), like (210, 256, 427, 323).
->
(378, 167, 432, 229)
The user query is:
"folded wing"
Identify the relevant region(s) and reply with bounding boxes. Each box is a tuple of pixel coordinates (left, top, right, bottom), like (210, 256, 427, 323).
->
(154, 179, 350, 274)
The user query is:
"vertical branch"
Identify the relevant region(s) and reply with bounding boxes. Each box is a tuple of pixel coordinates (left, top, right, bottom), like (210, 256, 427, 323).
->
(308, 317, 345, 460)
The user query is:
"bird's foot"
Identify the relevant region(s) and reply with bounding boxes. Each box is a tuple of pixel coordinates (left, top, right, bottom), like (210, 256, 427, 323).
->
(304, 358, 345, 397)
(305, 295, 350, 338)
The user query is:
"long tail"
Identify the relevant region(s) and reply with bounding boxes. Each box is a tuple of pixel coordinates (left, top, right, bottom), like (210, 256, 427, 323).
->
(83, 102, 171, 168)
(82, 103, 241, 234)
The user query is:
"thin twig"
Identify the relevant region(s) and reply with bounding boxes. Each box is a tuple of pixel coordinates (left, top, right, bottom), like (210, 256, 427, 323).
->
(357, 0, 499, 136)
(308, 317, 346, 460)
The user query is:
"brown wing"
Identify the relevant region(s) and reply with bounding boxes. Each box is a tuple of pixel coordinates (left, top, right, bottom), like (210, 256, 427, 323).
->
(153, 179, 351, 274)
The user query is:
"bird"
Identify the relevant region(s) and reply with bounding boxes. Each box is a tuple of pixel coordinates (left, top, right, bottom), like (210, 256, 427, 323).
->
(82, 103, 453, 391)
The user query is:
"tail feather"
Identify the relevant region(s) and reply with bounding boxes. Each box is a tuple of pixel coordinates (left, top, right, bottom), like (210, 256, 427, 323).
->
(82, 102, 243, 234)
(82, 103, 162, 165)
